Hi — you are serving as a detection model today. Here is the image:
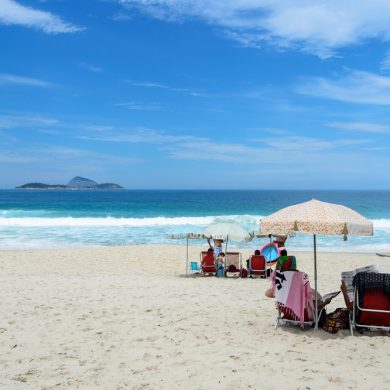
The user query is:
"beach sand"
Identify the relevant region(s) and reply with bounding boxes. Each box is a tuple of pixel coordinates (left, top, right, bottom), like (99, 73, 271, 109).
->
(0, 245, 389, 389)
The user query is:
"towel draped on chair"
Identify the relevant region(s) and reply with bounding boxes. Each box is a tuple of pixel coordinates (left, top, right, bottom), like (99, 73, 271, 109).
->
(272, 270, 314, 325)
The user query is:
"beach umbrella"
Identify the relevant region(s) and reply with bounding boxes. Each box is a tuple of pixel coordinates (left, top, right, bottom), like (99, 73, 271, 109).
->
(203, 223, 252, 242)
(259, 199, 373, 330)
(203, 222, 253, 252)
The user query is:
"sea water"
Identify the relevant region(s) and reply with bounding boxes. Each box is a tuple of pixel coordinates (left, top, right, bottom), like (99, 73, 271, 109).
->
(0, 190, 389, 252)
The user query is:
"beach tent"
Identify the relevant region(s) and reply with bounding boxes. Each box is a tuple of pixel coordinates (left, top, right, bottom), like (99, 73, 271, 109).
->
(259, 198, 373, 330)
(259, 241, 280, 262)
(169, 224, 253, 276)
(167, 233, 206, 276)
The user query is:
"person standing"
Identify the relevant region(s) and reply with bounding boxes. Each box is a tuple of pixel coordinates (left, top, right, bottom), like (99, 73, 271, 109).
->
(216, 252, 225, 277)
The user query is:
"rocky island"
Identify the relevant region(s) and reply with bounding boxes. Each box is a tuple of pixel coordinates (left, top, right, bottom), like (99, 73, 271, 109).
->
(16, 176, 124, 190)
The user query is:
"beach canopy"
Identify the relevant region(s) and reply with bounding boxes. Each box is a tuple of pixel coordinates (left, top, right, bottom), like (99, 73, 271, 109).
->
(260, 199, 373, 237)
(259, 198, 373, 330)
(167, 233, 206, 240)
(203, 222, 253, 242)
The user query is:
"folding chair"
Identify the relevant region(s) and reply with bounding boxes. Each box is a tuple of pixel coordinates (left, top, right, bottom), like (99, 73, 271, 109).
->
(200, 251, 217, 275)
(274, 270, 323, 329)
(225, 252, 242, 277)
(189, 261, 201, 275)
(276, 256, 297, 272)
(249, 255, 269, 278)
(350, 272, 390, 335)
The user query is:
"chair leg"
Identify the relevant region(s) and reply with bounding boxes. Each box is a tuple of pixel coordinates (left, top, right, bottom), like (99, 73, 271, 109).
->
(349, 312, 354, 336)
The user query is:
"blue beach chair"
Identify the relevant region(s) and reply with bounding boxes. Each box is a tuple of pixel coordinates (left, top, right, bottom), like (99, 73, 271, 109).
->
(190, 261, 201, 274)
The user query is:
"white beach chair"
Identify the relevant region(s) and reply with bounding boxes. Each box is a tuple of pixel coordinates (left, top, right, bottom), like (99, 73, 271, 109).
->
(225, 252, 242, 278)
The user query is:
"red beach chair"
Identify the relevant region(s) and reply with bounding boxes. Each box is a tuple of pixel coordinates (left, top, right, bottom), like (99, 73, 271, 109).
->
(350, 272, 390, 335)
(249, 255, 268, 278)
(200, 251, 217, 275)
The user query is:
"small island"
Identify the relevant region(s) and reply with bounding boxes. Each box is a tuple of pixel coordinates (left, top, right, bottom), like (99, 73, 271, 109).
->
(16, 176, 124, 190)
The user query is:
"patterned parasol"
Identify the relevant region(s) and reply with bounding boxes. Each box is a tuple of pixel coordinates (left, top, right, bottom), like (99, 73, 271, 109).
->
(260, 199, 373, 237)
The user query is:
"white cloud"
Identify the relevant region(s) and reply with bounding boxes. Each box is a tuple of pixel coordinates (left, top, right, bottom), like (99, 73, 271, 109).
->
(327, 121, 390, 133)
(296, 70, 390, 105)
(125, 80, 207, 96)
(0, 113, 60, 128)
(78, 127, 208, 144)
(0, 73, 53, 87)
(166, 135, 373, 164)
(380, 50, 390, 73)
(0, 0, 83, 33)
(79, 62, 103, 73)
(118, 1, 390, 58)
(115, 101, 161, 111)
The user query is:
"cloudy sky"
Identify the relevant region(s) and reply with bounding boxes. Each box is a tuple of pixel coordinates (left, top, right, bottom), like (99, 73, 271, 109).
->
(1, 0, 390, 189)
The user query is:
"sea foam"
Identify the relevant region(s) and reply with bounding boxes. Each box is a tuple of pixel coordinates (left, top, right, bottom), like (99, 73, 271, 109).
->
(0, 214, 265, 227)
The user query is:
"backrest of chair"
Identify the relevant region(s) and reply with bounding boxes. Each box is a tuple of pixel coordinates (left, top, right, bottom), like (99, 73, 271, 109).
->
(190, 261, 199, 271)
(273, 270, 313, 322)
(357, 290, 390, 326)
(225, 252, 241, 269)
(353, 272, 390, 326)
(250, 255, 265, 272)
(277, 256, 297, 272)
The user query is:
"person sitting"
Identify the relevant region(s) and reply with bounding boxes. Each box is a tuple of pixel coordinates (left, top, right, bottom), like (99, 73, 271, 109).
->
(202, 248, 214, 264)
(246, 249, 261, 269)
(275, 249, 296, 271)
(201, 248, 217, 275)
(247, 249, 272, 277)
(265, 270, 332, 325)
(340, 280, 353, 310)
(216, 252, 225, 277)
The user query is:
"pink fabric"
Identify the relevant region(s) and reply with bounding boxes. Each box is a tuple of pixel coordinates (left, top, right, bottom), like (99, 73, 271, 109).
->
(286, 272, 314, 323)
(272, 270, 315, 324)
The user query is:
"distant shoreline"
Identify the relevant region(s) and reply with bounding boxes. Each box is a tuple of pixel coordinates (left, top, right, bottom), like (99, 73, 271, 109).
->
(15, 187, 125, 190)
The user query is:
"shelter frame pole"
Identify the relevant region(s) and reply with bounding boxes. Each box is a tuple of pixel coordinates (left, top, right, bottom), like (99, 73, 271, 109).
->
(314, 234, 318, 330)
(225, 236, 229, 277)
(186, 235, 189, 277)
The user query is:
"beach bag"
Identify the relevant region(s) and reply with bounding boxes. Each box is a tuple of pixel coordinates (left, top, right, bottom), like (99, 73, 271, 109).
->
(241, 268, 248, 278)
(322, 308, 350, 333)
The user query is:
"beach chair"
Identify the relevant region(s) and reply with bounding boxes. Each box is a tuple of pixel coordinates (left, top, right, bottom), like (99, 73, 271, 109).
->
(249, 255, 268, 278)
(349, 272, 390, 335)
(189, 261, 201, 275)
(200, 251, 217, 275)
(225, 252, 242, 277)
(276, 256, 297, 272)
(274, 270, 323, 329)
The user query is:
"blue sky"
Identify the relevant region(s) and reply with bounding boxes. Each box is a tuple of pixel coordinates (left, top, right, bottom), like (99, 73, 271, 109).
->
(1, 0, 390, 189)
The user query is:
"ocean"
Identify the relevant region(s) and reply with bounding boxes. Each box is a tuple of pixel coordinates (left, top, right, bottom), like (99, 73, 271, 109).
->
(0, 190, 389, 252)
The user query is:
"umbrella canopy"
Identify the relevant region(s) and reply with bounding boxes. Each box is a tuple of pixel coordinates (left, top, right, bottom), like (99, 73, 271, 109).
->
(259, 198, 373, 330)
(260, 199, 373, 237)
(203, 223, 253, 242)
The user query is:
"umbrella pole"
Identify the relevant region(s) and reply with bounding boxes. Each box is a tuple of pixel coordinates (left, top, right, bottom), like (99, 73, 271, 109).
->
(186, 235, 189, 277)
(314, 234, 318, 330)
(269, 234, 272, 262)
